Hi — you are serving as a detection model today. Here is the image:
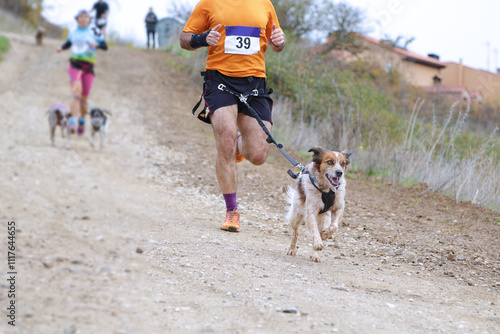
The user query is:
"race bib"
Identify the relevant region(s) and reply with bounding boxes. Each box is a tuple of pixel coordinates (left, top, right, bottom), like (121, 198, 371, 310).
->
(97, 18, 107, 26)
(224, 26, 261, 55)
(72, 41, 89, 54)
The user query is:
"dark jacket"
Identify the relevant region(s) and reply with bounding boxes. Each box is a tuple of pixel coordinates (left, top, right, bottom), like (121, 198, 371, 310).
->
(145, 13, 158, 31)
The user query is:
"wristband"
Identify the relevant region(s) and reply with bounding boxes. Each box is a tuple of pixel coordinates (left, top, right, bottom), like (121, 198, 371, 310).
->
(190, 31, 210, 49)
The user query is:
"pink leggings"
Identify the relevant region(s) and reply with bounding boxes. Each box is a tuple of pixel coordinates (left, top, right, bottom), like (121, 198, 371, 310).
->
(68, 66, 94, 97)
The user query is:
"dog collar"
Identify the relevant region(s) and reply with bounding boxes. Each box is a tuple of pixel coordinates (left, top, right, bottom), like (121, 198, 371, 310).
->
(304, 170, 339, 214)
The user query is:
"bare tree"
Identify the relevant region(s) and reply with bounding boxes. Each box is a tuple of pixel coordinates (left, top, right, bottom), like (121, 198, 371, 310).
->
(168, 1, 193, 22)
(272, 0, 316, 38)
(316, 1, 366, 52)
(380, 35, 416, 50)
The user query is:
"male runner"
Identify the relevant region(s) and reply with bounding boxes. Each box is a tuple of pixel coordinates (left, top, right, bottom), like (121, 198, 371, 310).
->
(180, 0, 286, 232)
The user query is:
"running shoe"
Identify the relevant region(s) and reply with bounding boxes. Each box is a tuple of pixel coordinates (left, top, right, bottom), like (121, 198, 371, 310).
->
(77, 118, 85, 136)
(77, 123, 85, 136)
(220, 209, 240, 232)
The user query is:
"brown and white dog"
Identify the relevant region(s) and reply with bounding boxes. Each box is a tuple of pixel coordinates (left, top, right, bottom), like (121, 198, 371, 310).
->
(286, 147, 351, 262)
(47, 102, 71, 148)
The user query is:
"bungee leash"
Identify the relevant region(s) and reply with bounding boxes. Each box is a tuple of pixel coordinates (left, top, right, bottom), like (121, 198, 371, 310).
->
(192, 71, 304, 179)
(216, 83, 304, 178)
(68, 94, 112, 116)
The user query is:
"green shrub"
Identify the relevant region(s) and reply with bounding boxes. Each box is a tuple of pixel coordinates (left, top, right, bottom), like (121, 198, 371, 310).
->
(0, 35, 9, 60)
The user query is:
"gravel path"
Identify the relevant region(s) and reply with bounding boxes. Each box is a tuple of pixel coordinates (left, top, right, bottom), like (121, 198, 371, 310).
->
(0, 34, 498, 334)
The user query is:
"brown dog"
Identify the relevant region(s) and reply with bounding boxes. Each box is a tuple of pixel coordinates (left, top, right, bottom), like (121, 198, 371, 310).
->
(36, 26, 46, 45)
(286, 147, 351, 262)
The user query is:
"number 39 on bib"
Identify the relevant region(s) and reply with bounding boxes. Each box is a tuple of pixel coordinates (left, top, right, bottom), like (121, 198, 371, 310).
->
(224, 26, 261, 55)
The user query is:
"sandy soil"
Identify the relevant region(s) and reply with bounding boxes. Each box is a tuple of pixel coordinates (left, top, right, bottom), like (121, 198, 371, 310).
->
(0, 34, 499, 334)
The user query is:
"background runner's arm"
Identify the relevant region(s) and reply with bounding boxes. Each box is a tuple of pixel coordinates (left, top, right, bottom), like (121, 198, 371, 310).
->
(103, 4, 109, 18)
(97, 40, 108, 51)
(60, 40, 72, 50)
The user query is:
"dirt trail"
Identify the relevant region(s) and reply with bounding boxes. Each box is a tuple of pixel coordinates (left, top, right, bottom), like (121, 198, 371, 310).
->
(0, 34, 499, 334)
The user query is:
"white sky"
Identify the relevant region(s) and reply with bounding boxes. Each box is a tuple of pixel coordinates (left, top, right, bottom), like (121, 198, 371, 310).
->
(42, 0, 499, 72)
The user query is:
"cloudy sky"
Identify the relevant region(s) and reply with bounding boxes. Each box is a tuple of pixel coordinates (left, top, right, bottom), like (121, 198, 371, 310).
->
(42, 0, 498, 72)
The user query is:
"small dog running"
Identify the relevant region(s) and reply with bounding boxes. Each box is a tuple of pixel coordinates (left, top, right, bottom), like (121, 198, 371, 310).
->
(47, 103, 71, 148)
(286, 147, 352, 262)
(89, 108, 110, 151)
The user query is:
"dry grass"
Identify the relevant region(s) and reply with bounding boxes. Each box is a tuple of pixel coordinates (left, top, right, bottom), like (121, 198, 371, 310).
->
(0, 10, 35, 35)
(274, 98, 500, 209)
(165, 38, 500, 210)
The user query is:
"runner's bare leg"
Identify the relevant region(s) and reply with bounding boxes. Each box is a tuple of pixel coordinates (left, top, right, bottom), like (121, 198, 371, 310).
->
(237, 113, 271, 165)
(210, 105, 239, 194)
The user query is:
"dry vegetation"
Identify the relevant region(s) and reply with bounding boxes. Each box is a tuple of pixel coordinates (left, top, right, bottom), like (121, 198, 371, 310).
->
(167, 35, 500, 210)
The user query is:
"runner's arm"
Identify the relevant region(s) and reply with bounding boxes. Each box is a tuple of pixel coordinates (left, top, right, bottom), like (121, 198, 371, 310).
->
(57, 40, 72, 52)
(269, 24, 286, 53)
(103, 4, 109, 18)
(180, 31, 196, 50)
(97, 40, 108, 51)
(180, 25, 221, 51)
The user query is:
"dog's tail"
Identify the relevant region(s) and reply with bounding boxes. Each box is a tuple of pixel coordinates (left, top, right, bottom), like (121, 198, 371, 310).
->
(285, 185, 296, 222)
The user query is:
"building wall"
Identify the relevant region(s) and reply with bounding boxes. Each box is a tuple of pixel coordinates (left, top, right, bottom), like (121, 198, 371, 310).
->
(356, 42, 441, 87)
(399, 62, 441, 87)
(440, 62, 460, 85)
(442, 62, 500, 103)
(157, 18, 185, 48)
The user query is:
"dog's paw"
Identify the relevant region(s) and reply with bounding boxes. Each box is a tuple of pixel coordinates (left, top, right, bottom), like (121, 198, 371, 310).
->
(310, 253, 321, 262)
(287, 248, 297, 256)
(320, 230, 332, 240)
(313, 239, 324, 251)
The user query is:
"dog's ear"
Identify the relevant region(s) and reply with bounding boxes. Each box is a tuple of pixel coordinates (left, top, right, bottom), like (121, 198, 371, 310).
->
(341, 150, 352, 167)
(341, 150, 352, 160)
(308, 147, 326, 163)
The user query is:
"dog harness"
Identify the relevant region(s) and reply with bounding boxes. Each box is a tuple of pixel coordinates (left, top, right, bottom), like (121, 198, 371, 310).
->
(303, 170, 339, 214)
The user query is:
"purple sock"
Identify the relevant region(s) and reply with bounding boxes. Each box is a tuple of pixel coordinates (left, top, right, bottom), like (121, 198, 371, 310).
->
(223, 193, 238, 212)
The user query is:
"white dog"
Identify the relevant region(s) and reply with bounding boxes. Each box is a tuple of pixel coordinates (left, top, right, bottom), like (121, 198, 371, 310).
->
(286, 147, 351, 262)
(47, 103, 71, 148)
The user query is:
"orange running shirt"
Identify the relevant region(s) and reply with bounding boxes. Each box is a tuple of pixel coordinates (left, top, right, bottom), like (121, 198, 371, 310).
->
(183, 0, 281, 78)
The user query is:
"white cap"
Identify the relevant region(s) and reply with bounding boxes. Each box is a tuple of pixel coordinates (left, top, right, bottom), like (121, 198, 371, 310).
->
(75, 9, 91, 20)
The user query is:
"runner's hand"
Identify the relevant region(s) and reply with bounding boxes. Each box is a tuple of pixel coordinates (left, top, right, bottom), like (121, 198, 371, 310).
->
(270, 24, 285, 47)
(206, 24, 221, 46)
(56, 47, 62, 53)
(88, 42, 98, 48)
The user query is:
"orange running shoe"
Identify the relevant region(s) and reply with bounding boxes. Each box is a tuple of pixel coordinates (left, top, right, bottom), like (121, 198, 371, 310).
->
(235, 149, 244, 163)
(221, 209, 240, 232)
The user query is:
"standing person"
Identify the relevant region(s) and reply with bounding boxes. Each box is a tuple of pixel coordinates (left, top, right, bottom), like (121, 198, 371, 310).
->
(57, 9, 108, 136)
(91, 0, 109, 37)
(145, 7, 158, 49)
(180, 0, 286, 232)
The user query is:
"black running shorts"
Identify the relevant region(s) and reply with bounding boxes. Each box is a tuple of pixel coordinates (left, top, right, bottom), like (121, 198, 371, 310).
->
(203, 70, 273, 124)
